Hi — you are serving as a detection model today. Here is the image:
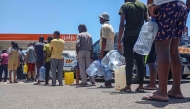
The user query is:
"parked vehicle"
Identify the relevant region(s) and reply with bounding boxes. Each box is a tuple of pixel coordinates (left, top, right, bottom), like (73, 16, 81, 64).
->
(92, 33, 190, 83)
(62, 53, 77, 72)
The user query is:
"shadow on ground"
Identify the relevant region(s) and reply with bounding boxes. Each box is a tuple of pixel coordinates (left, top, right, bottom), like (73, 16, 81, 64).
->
(135, 97, 190, 108)
(100, 90, 152, 95)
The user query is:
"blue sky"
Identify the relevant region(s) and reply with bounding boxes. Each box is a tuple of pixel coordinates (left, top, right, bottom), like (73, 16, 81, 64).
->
(0, 0, 189, 43)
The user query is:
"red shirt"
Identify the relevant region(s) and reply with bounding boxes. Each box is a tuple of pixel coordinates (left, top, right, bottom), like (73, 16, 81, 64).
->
(1, 53, 9, 65)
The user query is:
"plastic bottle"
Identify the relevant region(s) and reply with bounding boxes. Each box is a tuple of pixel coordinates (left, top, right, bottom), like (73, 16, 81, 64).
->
(96, 65, 104, 76)
(104, 67, 113, 81)
(117, 56, 126, 66)
(38, 66, 46, 81)
(146, 64, 150, 77)
(86, 60, 101, 76)
(133, 18, 158, 55)
(101, 50, 122, 70)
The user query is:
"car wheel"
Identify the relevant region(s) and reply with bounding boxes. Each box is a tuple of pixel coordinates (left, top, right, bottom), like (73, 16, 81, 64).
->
(182, 75, 189, 79)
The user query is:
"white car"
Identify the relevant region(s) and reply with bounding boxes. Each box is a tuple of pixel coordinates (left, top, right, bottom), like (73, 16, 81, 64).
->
(62, 53, 77, 72)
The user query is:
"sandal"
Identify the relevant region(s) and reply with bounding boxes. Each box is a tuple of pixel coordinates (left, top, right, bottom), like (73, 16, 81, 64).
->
(144, 85, 157, 90)
(142, 95, 169, 102)
(33, 83, 40, 85)
(135, 87, 145, 93)
(120, 87, 132, 93)
(14, 81, 18, 83)
(79, 83, 88, 87)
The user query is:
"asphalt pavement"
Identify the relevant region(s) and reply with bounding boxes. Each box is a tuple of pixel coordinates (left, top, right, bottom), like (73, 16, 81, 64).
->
(0, 78, 190, 109)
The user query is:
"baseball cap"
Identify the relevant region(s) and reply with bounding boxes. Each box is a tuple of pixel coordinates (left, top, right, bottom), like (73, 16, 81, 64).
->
(46, 36, 53, 40)
(99, 12, 110, 21)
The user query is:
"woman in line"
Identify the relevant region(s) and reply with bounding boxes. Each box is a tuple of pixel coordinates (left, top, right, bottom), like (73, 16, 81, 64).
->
(8, 41, 20, 83)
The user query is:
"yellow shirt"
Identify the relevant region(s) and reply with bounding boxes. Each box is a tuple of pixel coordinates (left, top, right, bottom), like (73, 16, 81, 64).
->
(43, 43, 52, 62)
(100, 21, 115, 51)
(50, 38, 65, 59)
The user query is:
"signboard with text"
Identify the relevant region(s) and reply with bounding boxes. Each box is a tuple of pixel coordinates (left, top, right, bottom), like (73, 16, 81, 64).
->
(0, 34, 77, 41)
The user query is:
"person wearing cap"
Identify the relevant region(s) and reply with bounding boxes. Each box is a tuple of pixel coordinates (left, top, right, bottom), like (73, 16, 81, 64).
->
(50, 31, 65, 86)
(76, 24, 96, 86)
(118, 0, 149, 92)
(34, 36, 45, 85)
(43, 36, 53, 86)
(25, 43, 36, 83)
(98, 12, 115, 88)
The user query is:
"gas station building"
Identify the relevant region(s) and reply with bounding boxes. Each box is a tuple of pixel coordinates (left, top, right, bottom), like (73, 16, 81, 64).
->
(0, 34, 77, 53)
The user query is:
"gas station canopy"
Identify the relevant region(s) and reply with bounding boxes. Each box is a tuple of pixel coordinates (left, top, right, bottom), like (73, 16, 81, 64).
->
(0, 34, 77, 50)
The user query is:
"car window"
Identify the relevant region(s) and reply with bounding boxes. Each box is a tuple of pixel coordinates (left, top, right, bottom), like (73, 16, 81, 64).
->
(179, 36, 190, 46)
(93, 40, 100, 53)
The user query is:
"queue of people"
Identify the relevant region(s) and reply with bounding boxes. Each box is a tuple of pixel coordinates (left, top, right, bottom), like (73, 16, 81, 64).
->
(76, 0, 189, 102)
(0, 0, 189, 102)
(0, 31, 65, 86)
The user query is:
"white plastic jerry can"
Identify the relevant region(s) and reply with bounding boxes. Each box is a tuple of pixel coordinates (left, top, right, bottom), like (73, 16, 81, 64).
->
(114, 65, 126, 90)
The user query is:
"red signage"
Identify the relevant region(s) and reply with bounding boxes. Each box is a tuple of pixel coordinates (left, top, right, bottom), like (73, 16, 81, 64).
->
(0, 34, 77, 41)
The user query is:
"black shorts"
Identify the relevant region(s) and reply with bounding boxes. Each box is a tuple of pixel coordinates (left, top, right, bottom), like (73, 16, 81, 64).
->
(146, 42, 157, 64)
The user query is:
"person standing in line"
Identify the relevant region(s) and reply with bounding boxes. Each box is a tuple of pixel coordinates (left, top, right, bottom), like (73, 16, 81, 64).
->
(98, 12, 115, 88)
(118, 0, 149, 92)
(19, 48, 27, 80)
(16, 48, 24, 81)
(43, 36, 53, 86)
(0, 50, 9, 82)
(142, 0, 189, 102)
(34, 37, 45, 85)
(144, 43, 157, 90)
(25, 43, 36, 83)
(7, 41, 20, 83)
(76, 24, 96, 86)
(50, 31, 65, 86)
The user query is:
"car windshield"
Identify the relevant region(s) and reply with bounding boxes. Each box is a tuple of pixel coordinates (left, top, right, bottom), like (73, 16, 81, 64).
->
(179, 36, 190, 46)
(62, 53, 71, 58)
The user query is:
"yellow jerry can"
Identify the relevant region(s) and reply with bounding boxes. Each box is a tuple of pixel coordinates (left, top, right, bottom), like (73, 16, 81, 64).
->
(23, 64, 28, 74)
(64, 72, 74, 85)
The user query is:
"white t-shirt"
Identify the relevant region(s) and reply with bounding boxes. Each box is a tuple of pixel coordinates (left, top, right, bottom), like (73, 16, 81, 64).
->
(154, 0, 183, 5)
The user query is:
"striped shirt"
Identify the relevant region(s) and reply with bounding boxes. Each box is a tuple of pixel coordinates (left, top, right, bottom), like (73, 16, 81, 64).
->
(154, 0, 183, 5)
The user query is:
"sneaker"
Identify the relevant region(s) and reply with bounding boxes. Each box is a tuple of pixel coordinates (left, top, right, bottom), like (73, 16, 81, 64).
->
(52, 84, 56, 86)
(59, 84, 63, 86)
(91, 82, 96, 86)
(25, 79, 31, 83)
(43, 83, 49, 86)
(31, 78, 36, 82)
